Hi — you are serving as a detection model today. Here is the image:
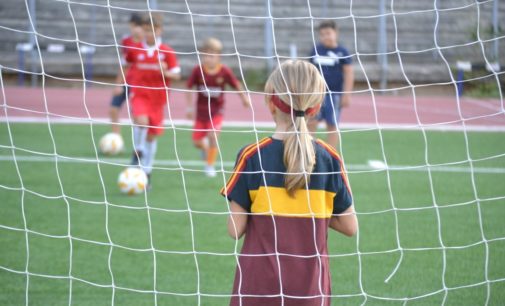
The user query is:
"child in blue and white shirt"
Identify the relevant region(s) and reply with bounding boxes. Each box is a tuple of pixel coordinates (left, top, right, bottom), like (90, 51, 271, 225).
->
(309, 20, 354, 150)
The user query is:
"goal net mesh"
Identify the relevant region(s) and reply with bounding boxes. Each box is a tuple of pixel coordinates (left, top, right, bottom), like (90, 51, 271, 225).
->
(0, 0, 504, 305)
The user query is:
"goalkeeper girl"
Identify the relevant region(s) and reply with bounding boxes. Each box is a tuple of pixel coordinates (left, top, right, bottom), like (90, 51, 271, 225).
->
(221, 60, 357, 306)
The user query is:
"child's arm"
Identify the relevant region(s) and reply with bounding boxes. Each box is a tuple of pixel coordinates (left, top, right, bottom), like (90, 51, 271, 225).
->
(161, 49, 181, 81)
(161, 62, 181, 81)
(227, 201, 248, 239)
(113, 67, 126, 95)
(236, 83, 251, 108)
(163, 70, 181, 81)
(115, 47, 132, 94)
(341, 64, 354, 108)
(185, 90, 194, 119)
(329, 205, 357, 237)
(226, 68, 250, 108)
(185, 67, 198, 119)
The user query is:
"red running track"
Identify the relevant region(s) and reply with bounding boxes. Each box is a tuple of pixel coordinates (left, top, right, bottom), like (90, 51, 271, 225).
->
(1, 86, 504, 130)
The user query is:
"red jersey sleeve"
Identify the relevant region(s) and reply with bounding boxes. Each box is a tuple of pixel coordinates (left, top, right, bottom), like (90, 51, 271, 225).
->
(121, 36, 138, 65)
(187, 66, 201, 88)
(162, 45, 180, 73)
(122, 37, 137, 65)
(223, 66, 240, 90)
(123, 48, 135, 65)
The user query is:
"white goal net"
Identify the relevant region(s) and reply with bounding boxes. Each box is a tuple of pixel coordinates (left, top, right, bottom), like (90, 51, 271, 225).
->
(0, 0, 504, 305)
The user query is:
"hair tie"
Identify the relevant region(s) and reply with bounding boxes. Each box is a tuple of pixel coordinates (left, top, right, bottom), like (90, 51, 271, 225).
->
(271, 92, 319, 117)
(293, 110, 305, 117)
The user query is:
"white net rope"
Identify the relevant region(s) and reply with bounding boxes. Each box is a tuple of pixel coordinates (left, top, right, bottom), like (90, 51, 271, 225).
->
(0, 0, 504, 305)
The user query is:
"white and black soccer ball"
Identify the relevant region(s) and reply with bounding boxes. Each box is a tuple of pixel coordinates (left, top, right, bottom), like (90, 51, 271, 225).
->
(117, 167, 148, 195)
(99, 133, 124, 155)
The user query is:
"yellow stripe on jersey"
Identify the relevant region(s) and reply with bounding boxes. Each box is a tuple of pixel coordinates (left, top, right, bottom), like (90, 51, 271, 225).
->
(249, 186, 336, 218)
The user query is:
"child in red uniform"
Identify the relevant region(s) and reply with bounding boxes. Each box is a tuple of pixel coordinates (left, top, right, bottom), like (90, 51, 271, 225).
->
(221, 60, 358, 306)
(109, 12, 143, 134)
(186, 38, 250, 177)
(125, 13, 181, 187)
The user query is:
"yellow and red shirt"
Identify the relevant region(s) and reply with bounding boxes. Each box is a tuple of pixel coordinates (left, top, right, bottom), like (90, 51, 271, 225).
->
(221, 137, 352, 306)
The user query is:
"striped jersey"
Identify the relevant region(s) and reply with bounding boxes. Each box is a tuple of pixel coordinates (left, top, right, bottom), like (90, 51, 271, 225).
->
(221, 137, 352, 306)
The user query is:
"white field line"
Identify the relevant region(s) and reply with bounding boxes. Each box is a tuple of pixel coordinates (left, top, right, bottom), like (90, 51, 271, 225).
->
(0, 155, 504, 174)
(1, 116, 505, 132)
(464, 97, 504, 113)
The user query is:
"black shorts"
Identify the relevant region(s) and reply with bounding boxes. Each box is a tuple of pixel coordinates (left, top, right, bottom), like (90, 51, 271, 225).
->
(110, 85, 129, 108)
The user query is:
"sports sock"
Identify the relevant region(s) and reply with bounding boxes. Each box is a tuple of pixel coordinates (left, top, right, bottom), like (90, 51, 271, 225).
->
(142, 139, 158, 174)
(133, 125, 147, 153)
(206, 147, 218, 166)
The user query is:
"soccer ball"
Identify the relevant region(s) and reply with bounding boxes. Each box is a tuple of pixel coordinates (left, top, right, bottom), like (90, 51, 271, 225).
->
(99, 133, 124, 155)
(118, 167, 148, 195)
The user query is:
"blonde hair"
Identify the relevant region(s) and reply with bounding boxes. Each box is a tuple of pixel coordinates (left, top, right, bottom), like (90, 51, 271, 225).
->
(264, 60, 325, 197)
(200, 37, 223, 53)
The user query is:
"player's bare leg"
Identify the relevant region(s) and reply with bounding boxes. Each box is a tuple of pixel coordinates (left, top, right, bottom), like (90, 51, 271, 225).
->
(205, 131, 220, 177)
(308, 116, 340, 151)
(109, 86, 126, 134)
(193, 139, 205, 150)
(109, 106, 121, 134)
(193, 138, 208, 162)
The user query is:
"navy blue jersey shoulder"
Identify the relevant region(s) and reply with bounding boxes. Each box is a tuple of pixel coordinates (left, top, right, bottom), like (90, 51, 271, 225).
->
(241, 138, 346, 193)
(309, 44, 352, 93)
(223, 137, 353, 214)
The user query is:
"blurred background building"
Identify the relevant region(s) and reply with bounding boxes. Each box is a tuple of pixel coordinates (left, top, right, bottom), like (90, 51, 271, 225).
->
(0, 0, 503, 89)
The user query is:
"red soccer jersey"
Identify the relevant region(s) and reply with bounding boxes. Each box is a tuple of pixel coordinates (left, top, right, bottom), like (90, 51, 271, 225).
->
(121, 35, 139, 54)
(187, 64, 240, 121)
(121, 35, 141, 85)
(125, 41, 180, 101)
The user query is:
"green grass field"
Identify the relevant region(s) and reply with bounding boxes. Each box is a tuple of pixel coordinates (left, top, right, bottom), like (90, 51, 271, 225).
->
(0, 122, 504, 305)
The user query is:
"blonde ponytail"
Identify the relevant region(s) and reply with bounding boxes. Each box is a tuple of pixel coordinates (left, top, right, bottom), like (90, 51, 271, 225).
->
(265, 60, 325, 197)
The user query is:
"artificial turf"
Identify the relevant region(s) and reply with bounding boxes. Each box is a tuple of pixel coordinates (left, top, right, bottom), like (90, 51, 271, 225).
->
(0, 122, 504, 305)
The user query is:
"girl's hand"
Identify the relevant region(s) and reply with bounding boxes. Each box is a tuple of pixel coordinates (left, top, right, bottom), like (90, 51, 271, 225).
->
(341, 94, 351, 108)
(227, 201, 248, 240)
(160, 62, 175, 78)
(242, 96, 251, 108)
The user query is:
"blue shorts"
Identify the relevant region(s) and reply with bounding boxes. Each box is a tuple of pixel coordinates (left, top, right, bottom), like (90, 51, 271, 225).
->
(110, 85, 129, 108)
(316, 93, 341, 126)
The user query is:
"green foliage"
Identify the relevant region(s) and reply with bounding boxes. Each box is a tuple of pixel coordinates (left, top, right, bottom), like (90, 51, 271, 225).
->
(461, 70, 503, 98)
(465, 81, 503, 98)
(243, 68, 269, 91)
(469, 23, 503, 42)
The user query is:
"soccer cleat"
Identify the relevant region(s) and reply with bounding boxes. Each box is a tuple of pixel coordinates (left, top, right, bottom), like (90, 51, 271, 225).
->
(205, 165, 217, 178)
(131, 150, 143, 166)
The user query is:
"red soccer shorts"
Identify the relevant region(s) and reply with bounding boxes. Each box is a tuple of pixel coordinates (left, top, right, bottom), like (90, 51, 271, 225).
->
(131, 90, 166, 136)
(192, 115, 223, 141)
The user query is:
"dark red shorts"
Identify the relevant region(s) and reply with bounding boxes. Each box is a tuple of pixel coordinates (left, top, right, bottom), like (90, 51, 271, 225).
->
(192, 115, 223, 141)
